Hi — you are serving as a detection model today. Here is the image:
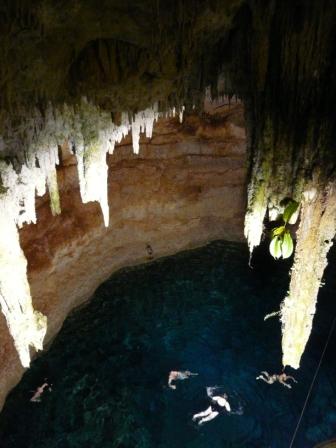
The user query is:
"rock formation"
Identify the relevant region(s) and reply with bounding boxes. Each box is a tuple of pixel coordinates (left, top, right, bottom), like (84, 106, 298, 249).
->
(0, 104, 246, 410)
(0, 0, 336, 409)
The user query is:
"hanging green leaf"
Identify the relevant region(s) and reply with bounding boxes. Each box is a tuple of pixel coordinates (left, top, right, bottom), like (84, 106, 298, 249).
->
(283, 200, 299, 224)
(272, 225, 285, 237)
(270, 235, 282, 259)
(281, 230, 294, 258)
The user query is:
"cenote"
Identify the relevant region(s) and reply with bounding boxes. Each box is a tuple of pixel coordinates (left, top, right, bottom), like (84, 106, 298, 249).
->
(0, 241, 335, 448)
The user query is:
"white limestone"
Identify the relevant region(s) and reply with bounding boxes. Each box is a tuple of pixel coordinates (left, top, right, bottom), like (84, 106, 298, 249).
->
(281, 183, 336, 368)
(0, 99, 172, 366)
(0, 161, 47, 367)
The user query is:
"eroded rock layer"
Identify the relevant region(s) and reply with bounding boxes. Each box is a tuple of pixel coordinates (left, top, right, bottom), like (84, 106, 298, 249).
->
(0, 105, 246, 410)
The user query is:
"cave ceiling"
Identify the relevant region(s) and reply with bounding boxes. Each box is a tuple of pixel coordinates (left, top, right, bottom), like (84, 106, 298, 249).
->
(0, 0, 243, 116)
(1, 0, 336, 170)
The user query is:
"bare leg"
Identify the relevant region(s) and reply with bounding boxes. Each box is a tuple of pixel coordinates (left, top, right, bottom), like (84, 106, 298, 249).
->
(279, 380, 292, 389)
(192, 406, 212, 421)
(256, 374, 272, 384)
(198, 411, 219, 425)
(256, 371, 268, 381)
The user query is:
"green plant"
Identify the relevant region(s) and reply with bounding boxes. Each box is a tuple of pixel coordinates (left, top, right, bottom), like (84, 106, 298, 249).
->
(269, 199, 299, 259)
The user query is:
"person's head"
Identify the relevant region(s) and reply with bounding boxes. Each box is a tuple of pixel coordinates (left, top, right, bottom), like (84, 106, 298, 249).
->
(222, 393, 228, 400)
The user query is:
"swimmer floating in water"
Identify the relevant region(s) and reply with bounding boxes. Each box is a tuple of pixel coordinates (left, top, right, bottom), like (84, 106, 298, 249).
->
(146, 243, 154, 260)
(192, 387, 231, 425)
(256, 371, 297, 389)
(30, 380, 52, 402)
(168, 370, 198, 389)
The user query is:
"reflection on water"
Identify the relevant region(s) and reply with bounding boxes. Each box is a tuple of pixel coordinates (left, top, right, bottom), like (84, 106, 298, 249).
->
(0, 241, 335, 447)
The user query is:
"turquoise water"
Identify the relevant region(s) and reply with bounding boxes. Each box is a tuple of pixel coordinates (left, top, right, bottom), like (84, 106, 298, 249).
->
(0, 241, 335, 447)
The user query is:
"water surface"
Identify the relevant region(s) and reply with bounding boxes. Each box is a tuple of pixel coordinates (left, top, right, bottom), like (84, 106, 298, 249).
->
(0, 241, 335, 447)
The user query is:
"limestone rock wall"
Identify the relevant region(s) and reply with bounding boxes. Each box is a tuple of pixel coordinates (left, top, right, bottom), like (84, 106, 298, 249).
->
(0, 104, 246, 410)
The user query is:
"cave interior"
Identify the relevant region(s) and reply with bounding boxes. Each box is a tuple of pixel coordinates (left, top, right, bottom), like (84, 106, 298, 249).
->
(0, 0, 336, 444)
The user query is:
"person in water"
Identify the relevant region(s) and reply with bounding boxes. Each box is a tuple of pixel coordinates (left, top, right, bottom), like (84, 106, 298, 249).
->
(30, 381, 52, 402)
(168, 370, 198, 389)
(256, 371, 297, 389)
(192, 387, 231, 425)
(146, 243, 154, 260)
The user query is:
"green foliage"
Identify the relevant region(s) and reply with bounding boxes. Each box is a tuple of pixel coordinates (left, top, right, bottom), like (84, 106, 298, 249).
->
(270, 234, 282, 259)
(270, 229, 294, 259)
(283, 200, 299, 224)
(269, 199, 298, 260)
(282, 230, 294, 258)
(272, 225, 285, 237)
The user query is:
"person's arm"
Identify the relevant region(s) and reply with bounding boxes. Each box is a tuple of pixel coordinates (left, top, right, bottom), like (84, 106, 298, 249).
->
(30, 390, 41, 402)
(168, 372, 177, 389)
(168, 382, 176, 389)
(30, 394, 38, 402)
(279, 379, 291, 389)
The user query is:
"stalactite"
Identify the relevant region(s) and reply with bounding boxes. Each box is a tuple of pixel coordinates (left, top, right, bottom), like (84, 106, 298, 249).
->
(0, 161, 47, 367)
(0, 211, 47, 368)
(0, 99, 184, 366)
(244, 150, 270, 254)
(238, 0, 336, 370)
(281, 181, 336, 369)
(243, 126, 334, 369)
(131, 104, 159, 155)
(75, 99, 111, 226)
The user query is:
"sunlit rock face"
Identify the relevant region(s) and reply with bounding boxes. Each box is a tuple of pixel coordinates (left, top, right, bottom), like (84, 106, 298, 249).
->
(0, 213, 47, 368)
(0, 104, 246, 410)
(0, 0, 246, 407)
(0, 100, 168, 370)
